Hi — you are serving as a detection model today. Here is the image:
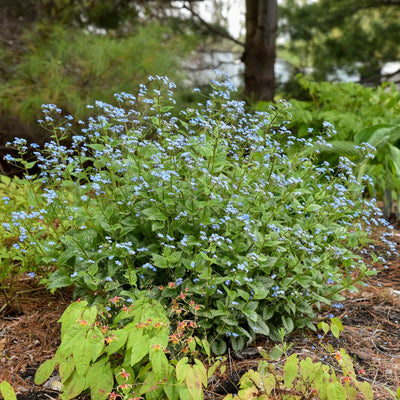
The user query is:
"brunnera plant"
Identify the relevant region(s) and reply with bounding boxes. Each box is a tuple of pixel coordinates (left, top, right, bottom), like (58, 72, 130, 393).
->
(4, 72, 394, 354)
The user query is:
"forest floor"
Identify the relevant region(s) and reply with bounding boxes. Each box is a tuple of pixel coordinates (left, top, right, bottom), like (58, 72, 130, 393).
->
(1, 224, 400, 399)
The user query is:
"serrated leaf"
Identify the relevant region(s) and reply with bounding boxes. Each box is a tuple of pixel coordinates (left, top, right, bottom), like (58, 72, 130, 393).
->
(344, 384, 358, 400)
(186, 366, 204, 400)
(327, 381, 346, 400)
(35, 358, 56, 385)
(194, 359, 207, 388)
(318, 321, 329, 335)
(283, 353, 298, 388)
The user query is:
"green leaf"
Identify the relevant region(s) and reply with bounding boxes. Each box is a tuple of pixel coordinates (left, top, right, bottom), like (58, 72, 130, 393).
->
(269, 346, 283, 360)
(59, 357, 75, 383)
(318, 321, 329, 335)
(176, 357, 190, 385)
(323, 140, 360, 156)
(152, 253, 168, 268)
(86, 359, 113, 400)
(248, 316, 270, 337)
(330, 317, 344, 339)
(62, 374, 87, 400)
(283, 353, 298, 388)
(262, 374, 276, 395)
(142, 207, 167, 221)
(35, 358, 56, 385)
(356, 381, 374, 400)
(106, 329, 128, 355)
(73, 339, 92, 376)
(185, 366, 204, 400)
(128, 331, 150, 366)
(47, 270, 73, 291)
(354, 124, 400, 148)
(194, 359, 208, 388)
(388, 143, 400, 176)
(150, 346, 169, 379)
(211, 339, 227, 355)
(344, 384, 358, 400)
(201, 339, 210, 358)
(262, 308, 274, 321)
(327, 381, 346, 400)
(231, 335, 245, 352)
(281, 316, 294, 333)
(0, 381, 17, 400)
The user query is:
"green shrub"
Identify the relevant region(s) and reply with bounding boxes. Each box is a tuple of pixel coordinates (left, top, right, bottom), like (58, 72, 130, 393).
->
(1, 23, 195, 124)
(263, 76, 400, 215)
(5, 73, 393, 354)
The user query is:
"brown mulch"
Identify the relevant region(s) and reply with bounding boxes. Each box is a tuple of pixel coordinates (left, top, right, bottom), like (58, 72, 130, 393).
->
(1, 226, 400, 399)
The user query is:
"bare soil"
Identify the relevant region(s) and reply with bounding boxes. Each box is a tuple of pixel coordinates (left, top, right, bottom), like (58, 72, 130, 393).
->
(1, 227, 400, 399)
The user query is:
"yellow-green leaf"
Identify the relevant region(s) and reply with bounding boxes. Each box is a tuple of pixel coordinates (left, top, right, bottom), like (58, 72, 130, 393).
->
(0, 381, 17, 400)
(34, 358, 56, 385)
(61, 374, 86, 400)
(327, 382, 346, 400)
(283, 353, 298, 388)
(262, 373, 276, 395)
(356, 381, 374, 400)
(176, 357, 190, 385)
(106, 329, 128, 355)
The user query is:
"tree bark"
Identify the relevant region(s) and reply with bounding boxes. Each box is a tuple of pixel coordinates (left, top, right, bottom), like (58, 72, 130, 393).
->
(243, 0, 278, 102)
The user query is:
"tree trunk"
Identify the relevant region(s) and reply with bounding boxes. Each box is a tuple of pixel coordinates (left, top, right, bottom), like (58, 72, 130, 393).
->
(243, 0, 278, 102)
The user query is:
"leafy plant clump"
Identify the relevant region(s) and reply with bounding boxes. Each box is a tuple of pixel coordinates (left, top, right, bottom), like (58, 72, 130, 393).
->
(267, 76, 400, 217)
(4, 73, 394, 354)
(35, 296, 215, 400)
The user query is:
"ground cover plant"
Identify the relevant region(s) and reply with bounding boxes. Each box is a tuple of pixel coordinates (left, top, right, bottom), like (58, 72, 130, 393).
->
(2, 73, 395, 399)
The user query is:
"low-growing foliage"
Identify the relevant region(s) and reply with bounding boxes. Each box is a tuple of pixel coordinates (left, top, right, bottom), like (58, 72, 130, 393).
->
(34, 295, 215, 400)
(4, 73, 393, 353)
(224, 319, 373, 400)
(223, 348, 374, 400)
